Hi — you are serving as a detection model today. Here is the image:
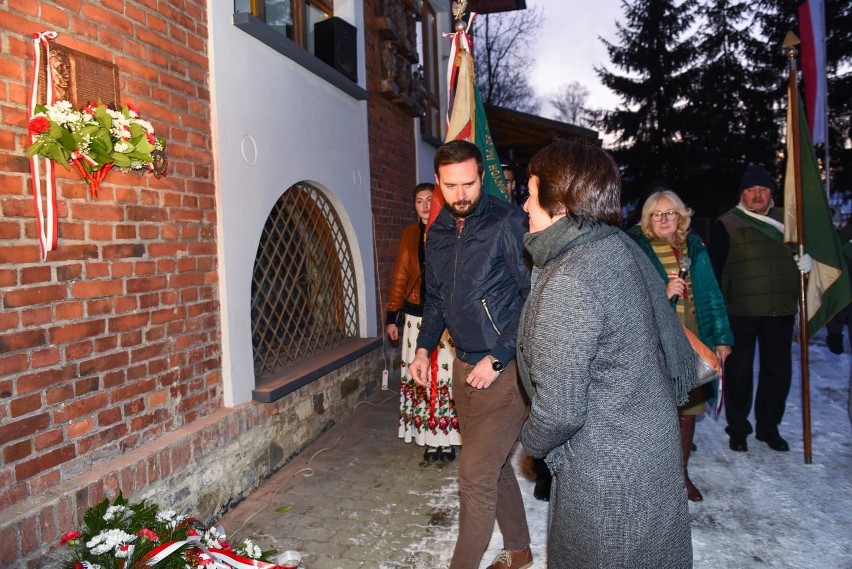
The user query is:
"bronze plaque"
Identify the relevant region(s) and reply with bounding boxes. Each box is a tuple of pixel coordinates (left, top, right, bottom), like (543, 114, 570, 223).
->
(37, 43, 119, 109)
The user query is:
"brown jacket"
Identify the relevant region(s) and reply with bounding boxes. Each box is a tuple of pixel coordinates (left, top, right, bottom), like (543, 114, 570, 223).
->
(387, 222, 423, 314)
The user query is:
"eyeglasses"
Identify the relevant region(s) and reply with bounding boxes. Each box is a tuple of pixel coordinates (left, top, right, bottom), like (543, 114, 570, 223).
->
(650, 210, 679, 221)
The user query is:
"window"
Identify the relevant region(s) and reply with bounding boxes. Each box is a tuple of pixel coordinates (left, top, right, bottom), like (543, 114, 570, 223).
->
(250, 182, 358, 379)
(419, 2, 442, 141)
(234, 0, 333, 51)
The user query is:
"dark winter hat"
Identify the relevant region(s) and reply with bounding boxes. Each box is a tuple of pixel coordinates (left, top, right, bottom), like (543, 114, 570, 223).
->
(739, 164, 776, 193)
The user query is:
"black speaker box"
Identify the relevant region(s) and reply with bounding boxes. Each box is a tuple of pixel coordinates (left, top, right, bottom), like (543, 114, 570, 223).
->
(314, 17, 358, 83)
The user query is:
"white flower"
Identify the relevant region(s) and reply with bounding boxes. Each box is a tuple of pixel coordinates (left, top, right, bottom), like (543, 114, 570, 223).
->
(201, 526, 224, 549)
(156, 509, 189, 528)
(238, 539, 262, 559)
(133, 118, 154, 134)
(86, 528, 136, 556)
(114, 141, 133, 153)
(103, 504, 128, 521)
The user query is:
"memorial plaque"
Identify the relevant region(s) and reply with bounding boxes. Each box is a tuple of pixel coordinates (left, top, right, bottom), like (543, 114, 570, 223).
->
(37, 43, 119, 108)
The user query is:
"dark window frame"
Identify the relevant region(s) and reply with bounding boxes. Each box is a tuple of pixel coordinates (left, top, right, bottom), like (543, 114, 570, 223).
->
(232, 9, 368, 101)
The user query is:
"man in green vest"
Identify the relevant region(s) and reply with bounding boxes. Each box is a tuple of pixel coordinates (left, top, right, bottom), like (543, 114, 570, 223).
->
(709, 164, 813, 453)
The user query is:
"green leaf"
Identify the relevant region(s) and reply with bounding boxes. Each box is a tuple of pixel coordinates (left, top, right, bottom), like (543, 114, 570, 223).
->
(129, 123, 146, 138)
(26, 140, 44, 157)
(48, 121, 63, 139)
(128, 150, 153, 162)
(111, 152, 131, 168)
(275, 505, 293, 514)
(57, 128, 77, 152)
(79, 124, 100, 137)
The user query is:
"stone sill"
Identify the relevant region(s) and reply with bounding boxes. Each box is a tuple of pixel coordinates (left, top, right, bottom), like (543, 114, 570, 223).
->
(232, 12, 369, 102)
(252, 337, 383, 402)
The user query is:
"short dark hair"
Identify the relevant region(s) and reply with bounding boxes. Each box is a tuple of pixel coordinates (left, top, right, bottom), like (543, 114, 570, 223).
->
(414, 182, 434, 198)
(434, 140, 483, 176)
(528, 139, 622, 227)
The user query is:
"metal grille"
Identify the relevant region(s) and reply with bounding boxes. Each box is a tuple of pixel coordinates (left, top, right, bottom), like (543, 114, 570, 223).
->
(251, 183, 359, 378)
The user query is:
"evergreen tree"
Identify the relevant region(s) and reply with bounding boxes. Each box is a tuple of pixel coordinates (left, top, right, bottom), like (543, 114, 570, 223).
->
(683, 0, 779, 218)
(596, 0, 699, 202)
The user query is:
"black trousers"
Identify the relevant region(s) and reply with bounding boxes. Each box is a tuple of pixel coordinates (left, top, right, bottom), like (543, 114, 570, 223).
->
(724, 314, 795, 439)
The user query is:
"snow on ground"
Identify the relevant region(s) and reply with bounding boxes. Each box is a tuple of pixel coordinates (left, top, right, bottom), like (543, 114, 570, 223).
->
(416, 330, 852, 568)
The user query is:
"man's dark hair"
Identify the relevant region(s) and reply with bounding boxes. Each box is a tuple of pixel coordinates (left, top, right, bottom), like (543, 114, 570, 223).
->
(434, 140, 483, 176)
(528, 139, 622, 227)
(414, 182, 434, 198)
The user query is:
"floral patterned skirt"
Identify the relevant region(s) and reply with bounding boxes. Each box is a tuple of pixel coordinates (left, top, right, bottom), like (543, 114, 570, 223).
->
(398, 314, 461, 448)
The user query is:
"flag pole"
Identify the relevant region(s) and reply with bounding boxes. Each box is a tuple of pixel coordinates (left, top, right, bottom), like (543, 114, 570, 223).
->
(783, 32, 813, 464)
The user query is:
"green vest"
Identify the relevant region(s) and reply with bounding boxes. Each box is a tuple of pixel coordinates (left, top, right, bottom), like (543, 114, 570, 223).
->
(719, 208, 798, 316)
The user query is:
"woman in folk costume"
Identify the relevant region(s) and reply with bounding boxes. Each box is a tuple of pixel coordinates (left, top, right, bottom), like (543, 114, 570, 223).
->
(386, 183, 460, 462)
(631, 188, 733, 501)
(518, 140, 693, 568)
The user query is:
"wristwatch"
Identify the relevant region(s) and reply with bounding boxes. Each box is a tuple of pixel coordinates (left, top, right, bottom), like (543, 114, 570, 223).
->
(488, 355, 504, 372)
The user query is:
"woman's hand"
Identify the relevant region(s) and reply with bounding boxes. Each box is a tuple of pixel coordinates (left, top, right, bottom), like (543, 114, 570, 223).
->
(715, 345, 732, 367)
(386, 323, 399, 342)
(666, 273, 687, 300)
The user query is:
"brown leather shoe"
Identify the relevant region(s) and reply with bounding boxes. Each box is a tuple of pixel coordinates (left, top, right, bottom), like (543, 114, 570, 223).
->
(486, 547, 533, 569)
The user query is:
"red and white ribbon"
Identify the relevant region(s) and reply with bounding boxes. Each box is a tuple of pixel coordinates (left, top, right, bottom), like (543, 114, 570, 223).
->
(141, 535, 283, 568)
(443, 13, 475, 130)
(28, 31, 59, 261)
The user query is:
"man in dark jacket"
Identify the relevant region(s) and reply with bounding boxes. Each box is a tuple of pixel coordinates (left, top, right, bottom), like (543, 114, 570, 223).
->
(710, 164, 813, 453)
(410, 140, 532, 569)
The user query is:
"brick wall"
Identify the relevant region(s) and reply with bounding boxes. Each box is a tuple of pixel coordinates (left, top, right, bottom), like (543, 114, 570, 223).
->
(0, 0, 219, 515)
(0, 1, 392, 565)
(363, 0, 420, 332)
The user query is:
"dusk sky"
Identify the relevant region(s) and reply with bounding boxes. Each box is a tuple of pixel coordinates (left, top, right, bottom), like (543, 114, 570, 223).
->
(526, 0, 623, 120)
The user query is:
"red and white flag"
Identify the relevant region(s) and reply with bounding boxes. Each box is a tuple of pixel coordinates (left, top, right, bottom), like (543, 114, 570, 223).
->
(798, 0, 827, 145)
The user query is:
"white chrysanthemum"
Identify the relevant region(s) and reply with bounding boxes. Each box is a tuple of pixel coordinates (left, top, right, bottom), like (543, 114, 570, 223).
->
(86, 528, 136, 556)
(239, 539, 262, 559)
(103, 504, 128, 521)
(200, 526, 224, 549)
(46, 101, 82, 127)
(156, 509, 189, 528)
(133, 118, 154, 134)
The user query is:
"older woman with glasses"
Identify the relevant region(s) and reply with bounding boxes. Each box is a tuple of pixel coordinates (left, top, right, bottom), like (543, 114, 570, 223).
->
(631, 187, 733, 502)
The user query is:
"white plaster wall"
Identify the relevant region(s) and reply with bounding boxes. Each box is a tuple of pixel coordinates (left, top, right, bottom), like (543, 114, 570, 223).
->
(207, 6, 375, 406)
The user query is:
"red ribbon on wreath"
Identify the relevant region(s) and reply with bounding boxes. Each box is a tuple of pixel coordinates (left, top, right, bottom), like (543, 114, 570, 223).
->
(70, 154, 113, 199)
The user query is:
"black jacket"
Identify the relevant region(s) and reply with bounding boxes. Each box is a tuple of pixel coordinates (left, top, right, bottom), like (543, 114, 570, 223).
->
(417, 192, 530, 365)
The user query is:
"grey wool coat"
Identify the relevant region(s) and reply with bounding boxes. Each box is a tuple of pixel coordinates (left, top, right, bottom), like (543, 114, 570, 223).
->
(519, 219, 692, 569)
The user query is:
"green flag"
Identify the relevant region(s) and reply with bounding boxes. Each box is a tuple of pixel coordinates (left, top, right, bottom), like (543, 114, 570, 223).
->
(783, 87, 852, 338)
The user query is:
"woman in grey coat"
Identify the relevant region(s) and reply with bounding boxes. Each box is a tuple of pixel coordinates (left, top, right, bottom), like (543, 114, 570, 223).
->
(518, 140, 693, 568)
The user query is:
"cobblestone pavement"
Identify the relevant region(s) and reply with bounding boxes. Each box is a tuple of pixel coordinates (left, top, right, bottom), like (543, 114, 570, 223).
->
(217, 378, 465, 568)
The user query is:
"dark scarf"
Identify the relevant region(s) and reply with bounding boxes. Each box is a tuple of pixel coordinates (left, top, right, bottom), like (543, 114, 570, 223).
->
(523, 218, 694, 405)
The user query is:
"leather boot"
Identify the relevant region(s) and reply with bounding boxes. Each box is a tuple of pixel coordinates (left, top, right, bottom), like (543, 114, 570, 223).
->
(678, 415, 703, 502)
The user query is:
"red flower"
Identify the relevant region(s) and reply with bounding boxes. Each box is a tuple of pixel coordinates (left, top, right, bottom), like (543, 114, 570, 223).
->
(59, 530, 82, 545)
(427, 417, 438, 431)
(217, 538, 232, 551)
(75, 563, 85, 569)
(138, 528, 159, 541)
(147, 133, 156, 145)
(451, 417, 460, 430)
(82, 103, 97, 115)
(413, 416, 422, 428)
(28, 116, 50, 136)
(438, 417, 449, 431)
(127, 102, 141, 115)
(187, 527, 199, 536)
